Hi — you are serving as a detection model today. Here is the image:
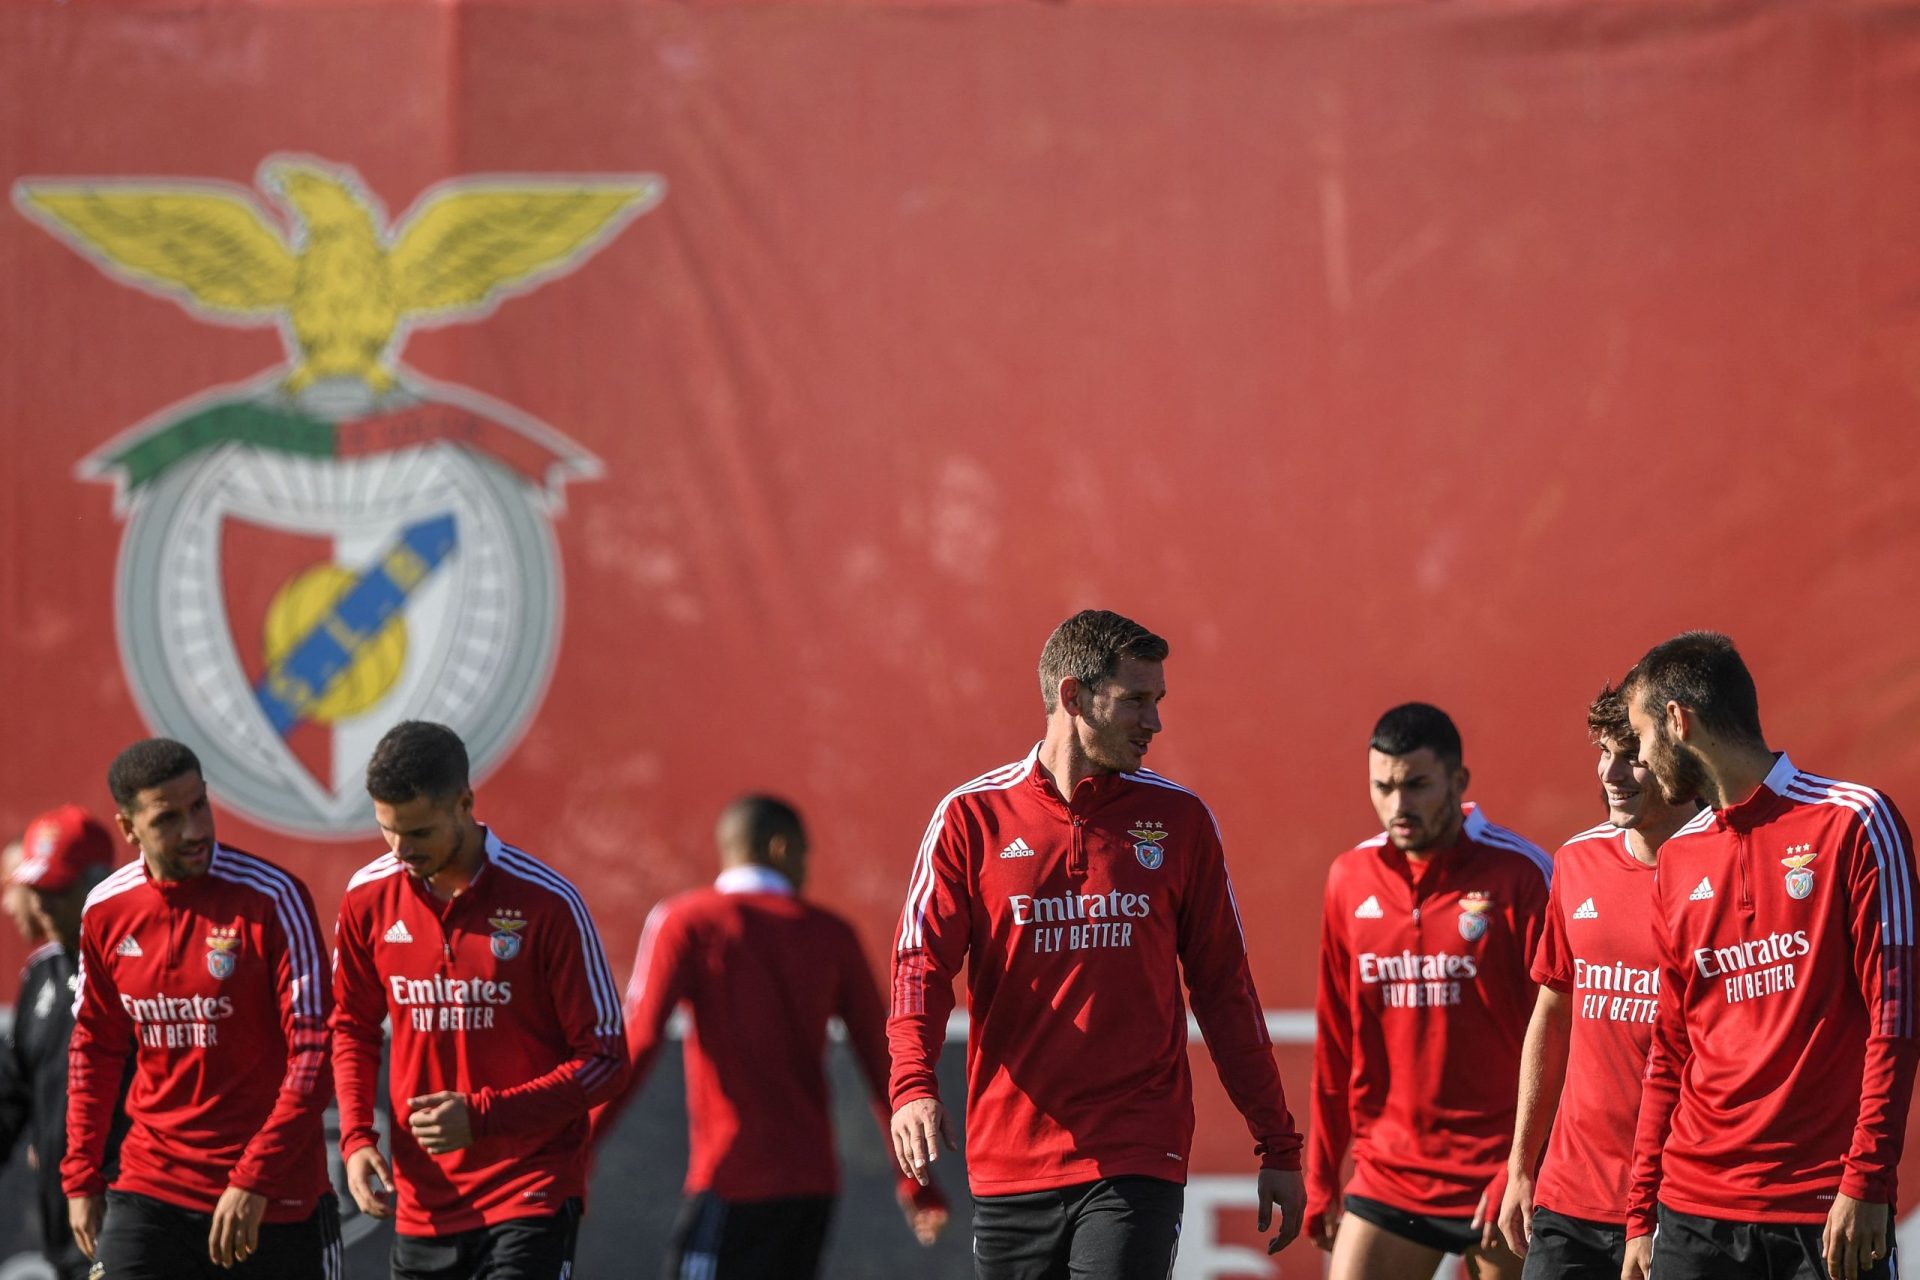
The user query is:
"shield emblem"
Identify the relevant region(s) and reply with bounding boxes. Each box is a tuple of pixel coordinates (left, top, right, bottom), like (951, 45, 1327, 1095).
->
(208, 949, 236, 980)
(1135, 842, 1165, 870)
(490, 932, 522, 961)
(1786, 869, 1814, 899)
(1458, 912, 1488, 942)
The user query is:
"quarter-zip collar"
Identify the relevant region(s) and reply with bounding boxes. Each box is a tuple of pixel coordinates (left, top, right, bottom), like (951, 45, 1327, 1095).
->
(144, 842, 227, 899)
(406, 825, 496, 909)
(1378, 803, 1483, 884)
(1717, 752, 1795, 832)
(1024, 743, 1131, 811)
(715, 865, 795, 896)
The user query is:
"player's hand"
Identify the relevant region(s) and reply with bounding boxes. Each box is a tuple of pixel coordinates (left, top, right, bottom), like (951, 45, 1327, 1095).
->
(208, 1184, 266, 1268)
(889, 1097, 955, 1185)
(1822, 1194, 1891, 1280)
(1497, 1165, 1536, 1257)
(67, 1195, 103, 1260)
(1307, 1201, 1341, 1252)
(899, 1182, 950, 1245)
(1621, 1232, 1652, 1280)
(1257, 1168, 1306, 1255)
(346, 1145, 395, 1219)
(1473, 1166, 1509, 1252)
(408, 1090, 474, 1154)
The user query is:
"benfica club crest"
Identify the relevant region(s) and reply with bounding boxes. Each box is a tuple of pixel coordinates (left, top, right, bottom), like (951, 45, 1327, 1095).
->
(206, 928, 240, 980)
(1457, 891, 1493, 942)
(1782, 846, 1818, 900)
(489, 911, 527, 961)
(1128, 822, 1168, 871)
(13, 157, 664, 836)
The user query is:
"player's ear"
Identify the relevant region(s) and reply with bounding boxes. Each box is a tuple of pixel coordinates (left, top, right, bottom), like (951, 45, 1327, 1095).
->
(1454, 764, 1471, 796)
(1057, 676, 1082, 717)
(1664, 700, 1689, 741)
(456, 788, 476, 822)
(113, 809, 138, 847)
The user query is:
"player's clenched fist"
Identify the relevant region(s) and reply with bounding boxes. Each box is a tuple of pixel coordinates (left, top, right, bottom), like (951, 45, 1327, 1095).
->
(889, 1097, 956, 1185)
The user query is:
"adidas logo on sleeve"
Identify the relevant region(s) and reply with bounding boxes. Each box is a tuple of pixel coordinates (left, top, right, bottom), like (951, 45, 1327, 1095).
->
(1354, 895, 1384, 919)
(1572, 898, 1598, 920)
(1000, 838, 1036, 859)
(383, 920, 415, 944)
(1689, 876, 1715, 902)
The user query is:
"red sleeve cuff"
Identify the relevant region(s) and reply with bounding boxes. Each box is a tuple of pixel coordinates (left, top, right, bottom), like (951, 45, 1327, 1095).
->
(1259, 1149, 1303, 1173)
(1839, 1169, 1893, 1204)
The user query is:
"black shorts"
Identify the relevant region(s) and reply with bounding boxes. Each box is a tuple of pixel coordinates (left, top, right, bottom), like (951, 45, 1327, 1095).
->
(1344, 1193, 1480, 1255)
(95, 1189, 342, 1280)
(1521, 1207, 1625, 1279)
(661, 1192, 835, 1280)
(1652, 1204, 1898, 1280)
(972, 1176, 1184, 1280)
(393, 1199, 580, 1280)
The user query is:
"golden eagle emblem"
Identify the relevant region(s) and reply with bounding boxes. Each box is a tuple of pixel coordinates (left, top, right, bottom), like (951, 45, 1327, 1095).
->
(16, 158, 664, 393)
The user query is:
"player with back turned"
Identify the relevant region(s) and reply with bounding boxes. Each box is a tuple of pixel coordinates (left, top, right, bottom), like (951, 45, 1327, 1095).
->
(889, 609, 1305, 1279)
(1308, 703, 1550, 1280)
(1621, 632, 1918, 1280)
(64, 738, 338, 1279)
(332, 720, 627, 1280)
(595, 795, 948, 1278)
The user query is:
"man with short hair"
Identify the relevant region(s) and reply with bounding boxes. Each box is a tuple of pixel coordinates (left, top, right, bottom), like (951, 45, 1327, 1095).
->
(1621, 631, 1918, 1280)
(64, 739, 338, 1279)
(1494, 687, 1700, 1276)
(1308, 702, 1550, 1280)
(333, 720, 626, 1280)
(889, 608, 1305, 1279)
(595, 794, 948, 1278)
(0, 805, 126, 1280)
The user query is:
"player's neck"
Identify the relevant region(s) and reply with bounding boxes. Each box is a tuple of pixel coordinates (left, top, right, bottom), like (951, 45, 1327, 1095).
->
(1037, 724, 1109, 803)
(1695, 741, 1777, 811)
(1627, 805, 1697, 865)
(426, 822, 487, 900)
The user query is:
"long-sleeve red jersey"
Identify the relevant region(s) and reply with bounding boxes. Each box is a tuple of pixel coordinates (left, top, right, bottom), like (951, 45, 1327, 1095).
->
(63, 844, 331, 1222)
(332, 828, 627, 1236)
(889, 749, 1300, 1196)
(1528, 822, 1660, 1225)
(1308, 805, 1551, 1223)
(594, 865, 931, 1209)
(1625, 754, 1919, 1236)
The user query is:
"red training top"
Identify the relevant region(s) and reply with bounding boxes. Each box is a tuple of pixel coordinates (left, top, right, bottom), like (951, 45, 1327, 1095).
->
(64, 844, 331, 1222)
(889, 748, 1300, 1196)
(332, 828, 627, 1236)
(1308, 804, 1551, 1223)
(1626, 755, 1920, 1235)
(1528, 822, 1660, 1225)
(594, 864, 933, 1209)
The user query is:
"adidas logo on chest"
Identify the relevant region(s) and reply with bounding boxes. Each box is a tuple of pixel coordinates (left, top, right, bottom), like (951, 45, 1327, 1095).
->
(383, 920, 415, 944)
(1000, 838, 1036, 859)
(114, 936, 143, 958)
(1353, 895, 1384, 919)
(1572, 898, 1598, 920)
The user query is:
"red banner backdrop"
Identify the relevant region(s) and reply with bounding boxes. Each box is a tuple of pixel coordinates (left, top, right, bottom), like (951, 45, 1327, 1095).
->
(6, 1, 1920, 1274)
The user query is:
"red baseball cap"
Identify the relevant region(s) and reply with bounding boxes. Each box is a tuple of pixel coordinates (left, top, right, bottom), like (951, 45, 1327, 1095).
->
(14, 805, 117, 895)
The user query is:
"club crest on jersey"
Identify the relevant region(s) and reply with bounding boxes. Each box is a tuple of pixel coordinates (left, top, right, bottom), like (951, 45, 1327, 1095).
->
(1129, 822, 1168, 870)
(1782, 846, 1817, 900)
(206, 926, 241, 980)
(489, 910, 527, 960)
(1457, 891, 1493, 942)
